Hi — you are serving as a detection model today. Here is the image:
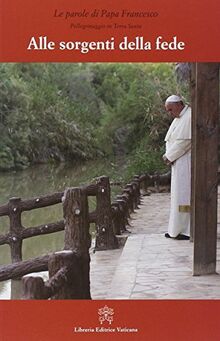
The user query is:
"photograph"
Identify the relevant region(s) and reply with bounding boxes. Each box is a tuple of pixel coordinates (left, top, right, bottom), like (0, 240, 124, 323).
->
(0, 0, 219, 340)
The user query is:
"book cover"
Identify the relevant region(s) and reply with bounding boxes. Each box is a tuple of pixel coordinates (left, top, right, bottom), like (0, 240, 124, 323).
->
(0, 0, 220, 340)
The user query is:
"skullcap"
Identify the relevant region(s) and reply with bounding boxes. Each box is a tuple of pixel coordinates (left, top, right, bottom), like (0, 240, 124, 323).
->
(165, 95, 182, 103)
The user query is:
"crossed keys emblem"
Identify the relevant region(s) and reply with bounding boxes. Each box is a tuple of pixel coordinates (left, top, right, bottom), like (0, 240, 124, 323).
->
(98, 305, 114, 325)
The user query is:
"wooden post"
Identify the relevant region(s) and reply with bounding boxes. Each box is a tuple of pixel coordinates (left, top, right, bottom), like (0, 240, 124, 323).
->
(141, 174, 150, 194)
(48, 251, 80, 299)
(22, 251, 81, 300)
(116, 195, 130, 221)
(63, 187, 91, 299)
(116, 199, 128, 232)
(124, 185, 135, 212)
(190, 63, 196, 242)
(8, 197, 23, 263)
(95, 176, 118, 250)
(133, 175, 141, 204)
(121, 190, 132, 214)
(111, 203, 121, 235)
(113, 200, 126, 233)
(193, 63, 219, 275)
(131, 182, 139, 209)
(22, 276, 46, 299)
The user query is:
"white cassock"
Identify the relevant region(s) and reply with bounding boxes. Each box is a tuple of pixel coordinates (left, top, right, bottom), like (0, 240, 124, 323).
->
(164, 105, 191, 237)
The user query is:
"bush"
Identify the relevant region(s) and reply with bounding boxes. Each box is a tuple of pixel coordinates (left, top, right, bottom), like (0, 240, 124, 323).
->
(0, 145, 14, 171)
(0, 62, 189, 174)
(124, 138, 168, 180)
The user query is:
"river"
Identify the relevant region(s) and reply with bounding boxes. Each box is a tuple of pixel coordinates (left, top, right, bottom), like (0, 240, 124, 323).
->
(0, 159, 124, 299)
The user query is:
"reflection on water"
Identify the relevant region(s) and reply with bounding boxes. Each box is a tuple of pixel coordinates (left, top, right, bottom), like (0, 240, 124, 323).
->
(0, 280, 10, 299)
(0, 160, 122, 299)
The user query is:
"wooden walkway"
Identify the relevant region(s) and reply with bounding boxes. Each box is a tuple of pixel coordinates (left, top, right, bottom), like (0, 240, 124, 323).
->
(91, 189, 220, 299)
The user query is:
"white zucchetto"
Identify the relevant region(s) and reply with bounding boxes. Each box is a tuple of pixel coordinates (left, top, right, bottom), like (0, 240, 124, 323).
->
(165, 95, 182, 103)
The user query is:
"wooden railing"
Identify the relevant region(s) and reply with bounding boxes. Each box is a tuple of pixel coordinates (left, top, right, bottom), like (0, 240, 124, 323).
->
(0, 171, 170, 299)
(22, 250, 89, 299)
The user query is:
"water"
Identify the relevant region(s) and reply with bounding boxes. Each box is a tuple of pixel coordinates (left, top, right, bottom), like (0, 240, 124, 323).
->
(0, 159, 123, 299)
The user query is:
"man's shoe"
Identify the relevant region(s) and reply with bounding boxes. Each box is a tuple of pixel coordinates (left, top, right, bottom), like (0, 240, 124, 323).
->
(175, 234, 190, 240)
(165, 233, 172, 238)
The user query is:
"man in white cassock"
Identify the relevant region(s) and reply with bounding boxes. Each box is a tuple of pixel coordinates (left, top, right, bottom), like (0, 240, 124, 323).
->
(163, 95, 191, 240)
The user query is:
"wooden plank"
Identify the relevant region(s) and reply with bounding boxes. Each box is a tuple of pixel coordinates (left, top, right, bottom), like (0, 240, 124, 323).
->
(21, 220, 65, 239)
(21, 192, 63, 211)
(0, 204, 9, 217)
(0, 184, 98, 217)
(0, 212, 96, 246)
(0, 254, 49, 281)
(193, 63, 219, 275)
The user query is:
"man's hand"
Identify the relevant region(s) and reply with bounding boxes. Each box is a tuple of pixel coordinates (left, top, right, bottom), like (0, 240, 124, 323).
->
(163, 155, 172, 166)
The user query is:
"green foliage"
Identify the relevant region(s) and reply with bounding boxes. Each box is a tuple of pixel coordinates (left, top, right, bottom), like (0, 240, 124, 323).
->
(0, 62, 189, 175)
(92, 63, 189, 156)
(124, 137, 168, 181)
(0, 144, 14, 170)
(0, 63, 99, 170)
